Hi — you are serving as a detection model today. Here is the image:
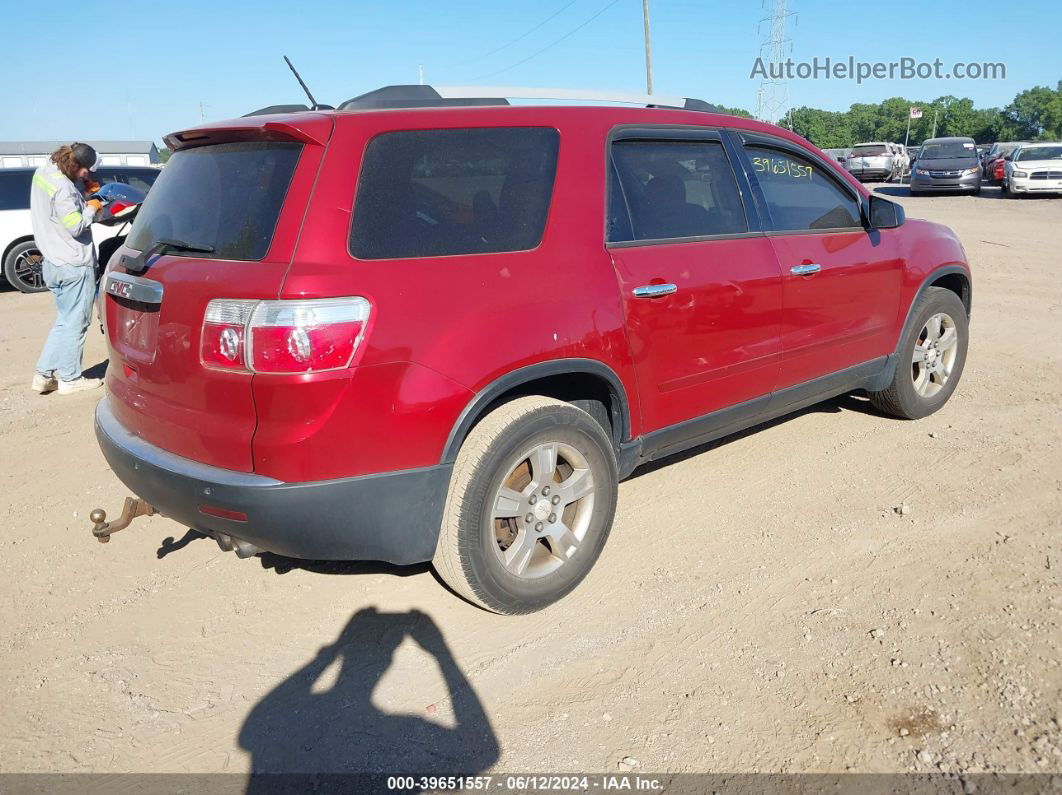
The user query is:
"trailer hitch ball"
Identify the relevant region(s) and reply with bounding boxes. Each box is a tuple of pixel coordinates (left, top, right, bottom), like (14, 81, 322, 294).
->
(90, 498, 156, 544)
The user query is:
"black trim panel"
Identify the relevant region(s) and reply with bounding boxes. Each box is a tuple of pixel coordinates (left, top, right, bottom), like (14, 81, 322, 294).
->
(441, 359, 632, 463)
(633, 357, 892, 466)
(97, 398, 450, 564)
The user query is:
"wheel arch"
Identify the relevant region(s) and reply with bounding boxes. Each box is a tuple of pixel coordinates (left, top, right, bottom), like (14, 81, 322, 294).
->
(2, 234, 36, 266)
(440, 359, 632, 464)
(897, 265, 972, 352)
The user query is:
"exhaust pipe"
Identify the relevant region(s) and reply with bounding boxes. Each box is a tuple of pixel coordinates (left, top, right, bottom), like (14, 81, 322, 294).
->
(213, 532, 262, 559)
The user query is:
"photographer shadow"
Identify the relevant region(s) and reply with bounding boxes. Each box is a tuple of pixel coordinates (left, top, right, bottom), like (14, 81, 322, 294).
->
(239, 607, 499, 791)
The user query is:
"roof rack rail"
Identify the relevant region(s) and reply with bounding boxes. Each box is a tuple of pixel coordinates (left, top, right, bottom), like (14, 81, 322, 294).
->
(336, 85, 719, 113)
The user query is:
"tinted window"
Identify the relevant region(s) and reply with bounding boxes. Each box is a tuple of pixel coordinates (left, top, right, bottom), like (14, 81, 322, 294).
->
(128, 142, 301, 261)
(919, 141, 977, 160)
(122, 169, 160, 192)
(745, 146, 861, 231)
(0, 171, 33, 211)
(609, 140, 747, 242)
(350, 127, 559, 259)
(851, 145, 889, 157)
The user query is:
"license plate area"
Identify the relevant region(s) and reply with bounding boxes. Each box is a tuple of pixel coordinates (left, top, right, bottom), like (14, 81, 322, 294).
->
(109, 295, 160, 364)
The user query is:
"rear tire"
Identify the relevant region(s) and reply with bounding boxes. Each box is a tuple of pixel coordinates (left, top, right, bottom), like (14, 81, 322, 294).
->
(3, 241, 48, 293)
(433, 396, 618, 614)
(869, 287, 968, 420)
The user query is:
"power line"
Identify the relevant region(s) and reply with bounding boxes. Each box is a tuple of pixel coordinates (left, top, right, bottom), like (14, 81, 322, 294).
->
(468, 0, 623, 81)
(453, 0, 580, 67)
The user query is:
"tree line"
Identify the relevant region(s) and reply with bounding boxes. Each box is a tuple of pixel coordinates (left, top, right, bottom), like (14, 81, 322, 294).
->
(720, 80, 1062, 149)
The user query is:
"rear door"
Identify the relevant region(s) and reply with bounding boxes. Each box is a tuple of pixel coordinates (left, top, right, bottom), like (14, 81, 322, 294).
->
(736, 133, 902, 389)
(102, 121, 331, 471)
(607, 129, 783, 432)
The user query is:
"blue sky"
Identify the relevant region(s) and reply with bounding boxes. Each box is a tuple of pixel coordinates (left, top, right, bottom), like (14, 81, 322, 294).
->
(1, 0, 1057, 144)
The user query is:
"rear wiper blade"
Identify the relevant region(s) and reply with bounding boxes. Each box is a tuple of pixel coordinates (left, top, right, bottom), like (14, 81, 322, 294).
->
(155, 237, 215, 254)
(120, 238, 215, 274)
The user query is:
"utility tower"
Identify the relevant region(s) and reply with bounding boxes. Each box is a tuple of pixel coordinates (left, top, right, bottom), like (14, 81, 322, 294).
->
(755, 0, 796, 127)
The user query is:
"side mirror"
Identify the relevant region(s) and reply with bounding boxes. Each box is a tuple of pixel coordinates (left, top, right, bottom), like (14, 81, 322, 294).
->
(1003, 154, 1013, 161)
(868, 195, 904, 229)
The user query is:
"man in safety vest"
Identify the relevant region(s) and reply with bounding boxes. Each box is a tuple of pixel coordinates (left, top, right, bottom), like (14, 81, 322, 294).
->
(30, 142, 106, 395)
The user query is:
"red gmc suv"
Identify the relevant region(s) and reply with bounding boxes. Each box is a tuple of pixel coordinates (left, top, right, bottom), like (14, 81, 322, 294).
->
(94, 86, 971, 614)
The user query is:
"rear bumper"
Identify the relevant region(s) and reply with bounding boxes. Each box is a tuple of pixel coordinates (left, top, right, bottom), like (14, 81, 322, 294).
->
(847, 168, 891, 180)
(95, 397, 451, 564)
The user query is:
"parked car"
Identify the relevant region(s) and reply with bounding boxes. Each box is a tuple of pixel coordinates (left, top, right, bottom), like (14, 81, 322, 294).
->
(845, 142, 899, 181)
(909, 137, 982, 194)
(992, 157, 1007, 183)
(0, 165, 161, 292)
(92, 86, 971, 614)
(1002, 142, 1062, 198)
(982, 141, 1027, 182)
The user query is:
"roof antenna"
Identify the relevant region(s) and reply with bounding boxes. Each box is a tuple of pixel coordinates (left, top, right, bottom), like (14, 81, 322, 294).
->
(284, 55, 320, 110)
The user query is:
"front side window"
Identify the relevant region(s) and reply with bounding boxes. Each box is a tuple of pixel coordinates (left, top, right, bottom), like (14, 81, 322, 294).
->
(350, 127, 559, 259)
(609, 140, 747, 242)
(745, 146, 861, 232)
(128, 141, 302, 261)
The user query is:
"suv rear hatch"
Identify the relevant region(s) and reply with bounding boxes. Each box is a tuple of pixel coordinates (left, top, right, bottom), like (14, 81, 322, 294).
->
(101, 116, 332, 472)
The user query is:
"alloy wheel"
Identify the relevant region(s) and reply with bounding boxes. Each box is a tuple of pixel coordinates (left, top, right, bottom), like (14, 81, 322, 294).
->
(490, 441, 595, 579)
(912, 312, 959, 398)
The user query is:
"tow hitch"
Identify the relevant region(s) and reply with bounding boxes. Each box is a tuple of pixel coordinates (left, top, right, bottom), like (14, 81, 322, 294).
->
(90, 498, 156, 543)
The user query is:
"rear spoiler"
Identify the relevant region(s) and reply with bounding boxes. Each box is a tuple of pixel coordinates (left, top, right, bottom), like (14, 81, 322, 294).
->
(164, 116, 331, 151)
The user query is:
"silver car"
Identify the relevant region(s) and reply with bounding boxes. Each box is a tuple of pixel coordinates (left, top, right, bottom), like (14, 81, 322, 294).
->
(845, 142, 897, 182)
(910, 137, 982, 194)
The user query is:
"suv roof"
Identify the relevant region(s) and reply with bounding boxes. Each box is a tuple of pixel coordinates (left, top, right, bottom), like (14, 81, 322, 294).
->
(245, 84, 722, 117)
(168, 102, 789, 153)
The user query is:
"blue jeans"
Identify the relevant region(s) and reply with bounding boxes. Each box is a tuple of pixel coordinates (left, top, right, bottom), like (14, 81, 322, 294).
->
(35, 260, 96, 382)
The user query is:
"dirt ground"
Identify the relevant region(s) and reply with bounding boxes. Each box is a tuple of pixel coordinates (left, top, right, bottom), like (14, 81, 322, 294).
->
(1, 185, 1059, 781)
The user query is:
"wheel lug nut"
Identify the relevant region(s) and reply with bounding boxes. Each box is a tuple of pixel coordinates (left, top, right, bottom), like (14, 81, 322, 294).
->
(525, 513, 534, 524)
(529, 495, 537, 505)
(542, 486, 551, 496)
(548, 513, 557, 523)
(535, 522, 544, 532)
(551, 495, 561, 505)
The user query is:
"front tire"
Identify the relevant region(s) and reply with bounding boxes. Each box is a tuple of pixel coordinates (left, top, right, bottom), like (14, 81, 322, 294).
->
(869, 287, 968, 420)
(3, 241, 48, 293)
(433, 396, 619, 614)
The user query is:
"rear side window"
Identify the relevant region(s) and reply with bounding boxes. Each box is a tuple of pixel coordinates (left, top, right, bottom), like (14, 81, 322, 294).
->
(128, 142, 301, 261)
(609, 140, 748, 242)
(350, 127, 559, 259)
(745, 146, 861, 232)
(0, 172, 32, 211)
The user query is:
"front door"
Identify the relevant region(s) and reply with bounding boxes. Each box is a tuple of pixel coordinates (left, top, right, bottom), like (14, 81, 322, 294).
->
(607, 132, 784, 433)
(738, 137, 903, 390)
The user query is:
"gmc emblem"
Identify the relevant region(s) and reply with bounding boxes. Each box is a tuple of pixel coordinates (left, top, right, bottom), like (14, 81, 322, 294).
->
(108, 280, 133, 299)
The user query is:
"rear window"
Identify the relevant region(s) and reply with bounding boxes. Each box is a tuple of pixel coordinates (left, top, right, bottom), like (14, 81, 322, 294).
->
(851, 145, 888, 157)
(128, 142, 301, 261)
(349, 127, 559, 259)
(0, 171, 33, 211)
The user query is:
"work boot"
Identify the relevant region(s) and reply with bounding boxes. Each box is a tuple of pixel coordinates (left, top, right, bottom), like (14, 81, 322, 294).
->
(57, 377, 103, 395)
(31, 373, 58, 394)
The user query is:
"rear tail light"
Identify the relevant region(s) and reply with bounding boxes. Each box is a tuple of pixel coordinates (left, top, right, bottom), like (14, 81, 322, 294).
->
(201, 297, 371, 374)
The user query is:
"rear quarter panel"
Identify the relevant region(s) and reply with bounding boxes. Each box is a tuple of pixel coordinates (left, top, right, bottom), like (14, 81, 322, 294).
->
(259, 108, 639, 480)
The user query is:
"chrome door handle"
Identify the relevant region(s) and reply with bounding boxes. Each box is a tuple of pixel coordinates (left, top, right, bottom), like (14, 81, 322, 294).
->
(790, 264, 822, 275)
(632, 283, 677, 298)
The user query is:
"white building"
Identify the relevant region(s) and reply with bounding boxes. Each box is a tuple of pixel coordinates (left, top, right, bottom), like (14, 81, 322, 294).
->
(0, 140, 161, 169)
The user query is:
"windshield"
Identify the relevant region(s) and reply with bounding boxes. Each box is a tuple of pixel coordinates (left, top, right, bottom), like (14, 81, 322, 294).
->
(128, 141, 302, 261)
(918, 142, 976, 160)
(1015, 146, 1062, 162)
(851, 145, 888, 157)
